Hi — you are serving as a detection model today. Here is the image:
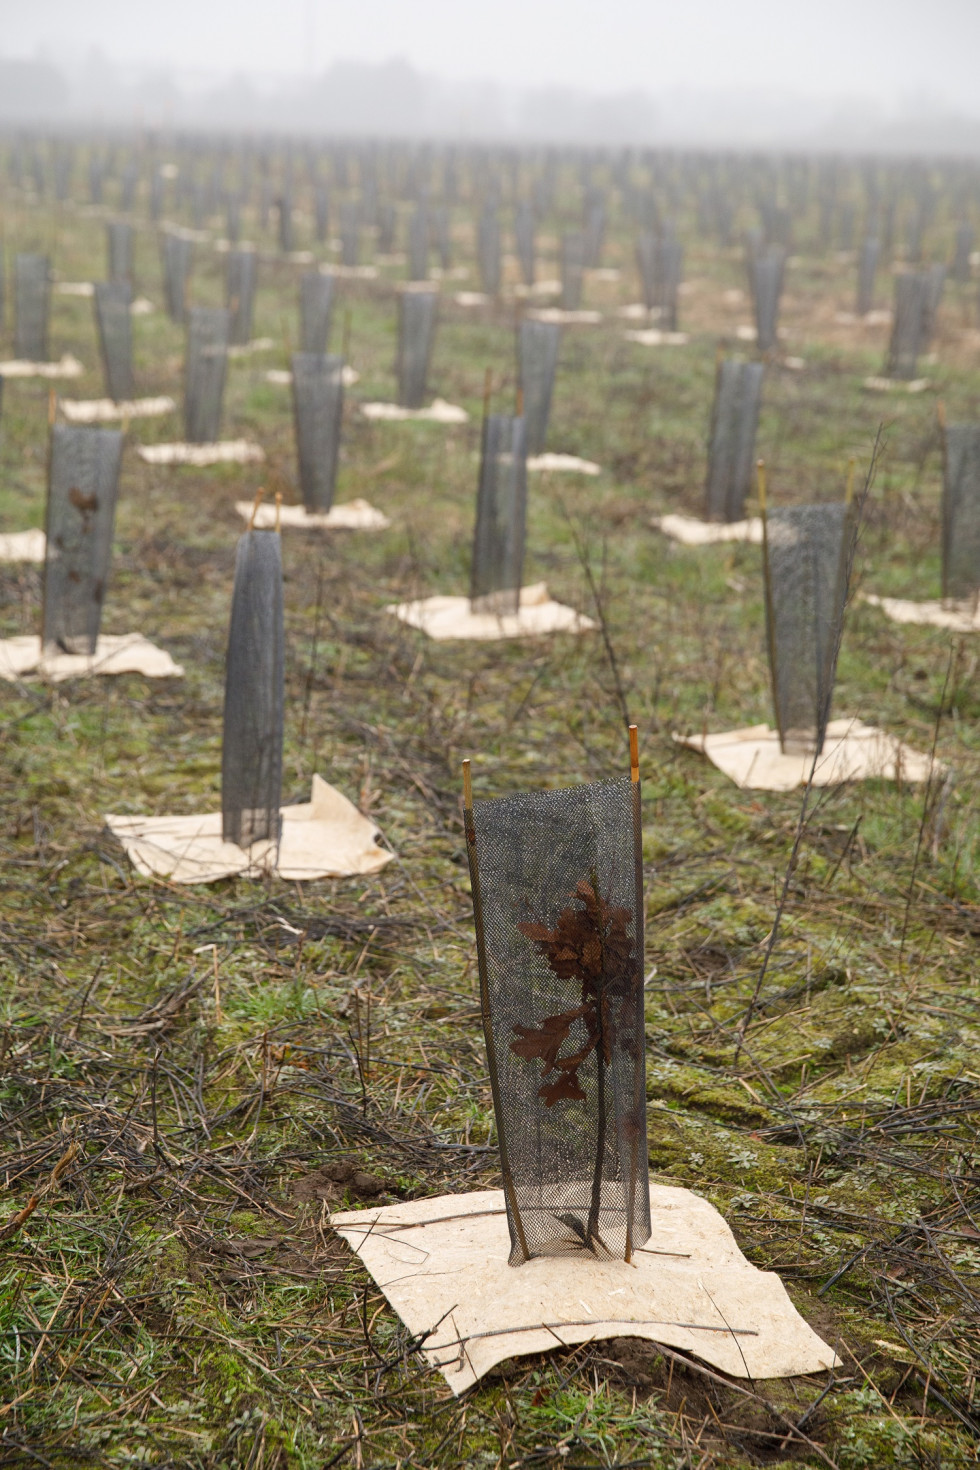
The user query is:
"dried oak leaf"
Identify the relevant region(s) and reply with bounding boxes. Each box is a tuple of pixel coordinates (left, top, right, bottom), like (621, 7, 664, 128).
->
(511, 1008, 584, 1073)
(539, 1071, 587, 1107)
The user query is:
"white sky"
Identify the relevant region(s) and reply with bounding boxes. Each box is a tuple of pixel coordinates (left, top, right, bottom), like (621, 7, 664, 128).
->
(6, 0, 980, 111)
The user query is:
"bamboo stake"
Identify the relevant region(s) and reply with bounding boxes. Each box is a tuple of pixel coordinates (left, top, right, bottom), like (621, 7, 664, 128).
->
(248, 486, 266, 529)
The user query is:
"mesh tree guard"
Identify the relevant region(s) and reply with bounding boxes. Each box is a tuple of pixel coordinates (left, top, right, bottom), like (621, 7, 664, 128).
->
(292, 352, 344, 512)
(226, 248, 257, 346)
(225, 193, 241, 244)
(923, 264, 946, 345)
(299, 272, 334, 355)
(463, 757, 650, 1266)
(107, 221, 134, 284)
(514, 201, 535, 286)
(886, 271, 931, 379)
(856, 237, 879, 315)
(184, 307, 231, 444)
(221, 529, 284, 851)
(560, 232, 585, 311)
(470, 413, 528, 614)
(14, 253, 50, 361)
(952, 223, 973, 284)
(642, 235, 683, 331)
(635, 231, 657, 310)
(277, 194, 294, 254)
(432, 206, 452, 271)
(942, 424, 980, 604)
(518, 320, 560, 457)
(161, 232, 192, 324)
(704, 360, 764, 523)
(340, 202, 360, 267)
(408, 206, 429, 281)
(750, 245, 786, 353)
(478, 205, 502, 296)
(42, 425, 123, 655)
(94, 282, 135, 403)
(314, 185, 329, 244)
(397, 289, 438, 408)
(377, 203, 397, 255)
(763, 503, 854, 756)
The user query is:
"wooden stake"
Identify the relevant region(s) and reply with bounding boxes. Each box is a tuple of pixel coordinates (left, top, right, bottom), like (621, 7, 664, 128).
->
(462, 757, 472, 810)
(248, 486, 266, 529)
(937, 399, 947, 432)
(274, 490, 282, 532)
(482, 366, 492, 424)
(48, 388, 56, 427)
(629, 724, 639, 783)
(845, 457, 856, 506)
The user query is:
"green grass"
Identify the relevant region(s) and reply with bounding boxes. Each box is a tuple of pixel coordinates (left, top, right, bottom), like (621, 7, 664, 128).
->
(1, 153, 979, 1469)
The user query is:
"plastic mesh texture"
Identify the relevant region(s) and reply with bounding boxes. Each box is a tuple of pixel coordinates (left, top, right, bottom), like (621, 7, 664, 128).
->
(886, 272, 930, 379)
(397, 289, 438, 408)
(339, 202, 360, 267)
(14, 253, 50, 361)
(466, 776, 650, 1266)
(292, 352, 344, 512)
(635, 231, 657, 310)
(952, 224, 974, 284)
(560, 233, 585, 310)
(277, 195, 294, 254)
(107, 221, 134, 284)
(478, 206, 502, 296)
(184, 307, 231, 444)
(42, 425, 123, 655)
(751, 245, 786, 353)
(943, 424, 980, 603)
(226, 249, 257, 346)
(299, 272, 334, 355)
(704, 360, 764, 522)
(314, 186, 329, 243)
(764, 503, 854, 757)
(514, 201, 535, 285)
(470, 414, 528, 614)
(377, 203, 397, 255)
(856, 238, 879, 316)
(635, 233, 683, 329)
(518, 320, 560, 456)
(221, 529, 284, 851)
(161, 232, 192, 324)
(408, 207, 429, 282)
(94, 282, 135, 403)
(432, 206, 452, 271)
(583, 198, 606, 268)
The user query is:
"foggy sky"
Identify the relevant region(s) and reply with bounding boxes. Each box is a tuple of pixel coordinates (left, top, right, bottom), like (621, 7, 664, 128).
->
(6, 0, 980, 114)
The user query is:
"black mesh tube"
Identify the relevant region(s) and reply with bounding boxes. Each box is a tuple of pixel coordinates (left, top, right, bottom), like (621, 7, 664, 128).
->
(465, 775, 650, 1266)
(107, 221, 134, 284)
(339, 202, 360, 267)
(184, 306, 231, 444)
(277, 194, 294, 255)
(226, 248, 257, 346)
(432, 205, 452, 271)
(42, 425, 123, 655)
(14, 253, 50, 361)
(583, 197, 606, 268)
(221, 529, 284, 850)
(764, 503, 854, 756)
(314, 185, 329, 244)
(477, 205, 501, 296)
(943, 424, 980, 604)
(470, 414, 528, 614)
(94, 282, 135, 402)
(856, 237, 879, 316)
(704, 360, 764, 522)
(514, 201, 535, 286)
(408, 206, 429, 282)
(292, 351, 344, 512)
(397, 289, 438, 408)
(886, 271, 930, 379)
(518, 320, 560, 457)
(560, 232, 585, 311)
(635, 231, 657, 310)
(751, 245, 786, 353)
(299, 272, 334, 356)
(952, 223, 973, 284)
(161, 231, 193, 324)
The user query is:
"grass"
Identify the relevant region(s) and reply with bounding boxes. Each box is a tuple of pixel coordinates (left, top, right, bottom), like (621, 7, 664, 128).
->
(1, 148, 979, 1469)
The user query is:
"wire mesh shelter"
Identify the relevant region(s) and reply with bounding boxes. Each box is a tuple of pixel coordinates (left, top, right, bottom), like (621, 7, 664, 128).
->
(42, 425, 123, 655)
(470, 413, 528, 614)
(94, 282, 135, 402)
(408, 206, 429, 282)
(560, 232, 585, 311)
(300, 272, 334, 355)
(886, 271, 931, 379)
(463, 755, 650, 1266)
(942, 423, 980, 604)
(514, 201, 535, 286)
(583, 194, 606, 268)
(277, 194, 294, 254)
(518, 320, 560, 457)
(478, 205, 502, 297)
(432, 206, 452, 271)
(397, 289, 438, 408)
(161, 231, 192, 324)
(750, 245, 786, 354)
(339, 202, 360, 267)
(292, 352, 344, 512)
(14, 252, 50, 361)
(704, 360, 764, 522)
(856, 237, 879, 316)
(314, 185, 329, 244)
(221, 528, 284, 850)
(184, 307, 231, 444)
(107, 221, 134, 284)
(763, 502, 855, 756)
(952, 223, 973, 284)
(225, 248, 257, 347)
(636, 231, 683, 329)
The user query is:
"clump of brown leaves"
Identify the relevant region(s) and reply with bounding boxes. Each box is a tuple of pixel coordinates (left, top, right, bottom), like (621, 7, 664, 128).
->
(511, 879, 635, 1105)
